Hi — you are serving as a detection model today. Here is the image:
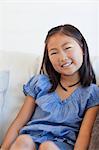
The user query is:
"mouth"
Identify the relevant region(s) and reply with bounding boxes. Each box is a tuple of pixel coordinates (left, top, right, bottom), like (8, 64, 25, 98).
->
(61, 61, 72, 68)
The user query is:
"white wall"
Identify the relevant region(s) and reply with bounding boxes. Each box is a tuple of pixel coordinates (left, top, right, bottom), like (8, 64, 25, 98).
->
(0, 0, 99, 56)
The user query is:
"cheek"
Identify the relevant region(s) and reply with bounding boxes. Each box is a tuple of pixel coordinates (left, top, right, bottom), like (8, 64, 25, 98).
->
(72, 51, 83, 64)
(49, 55, 57, 65)
(49, 55, 54, 64)
(49, 56, 59, 69)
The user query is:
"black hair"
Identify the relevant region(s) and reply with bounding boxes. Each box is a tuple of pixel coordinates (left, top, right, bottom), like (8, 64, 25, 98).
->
(40, 24, 96, 92)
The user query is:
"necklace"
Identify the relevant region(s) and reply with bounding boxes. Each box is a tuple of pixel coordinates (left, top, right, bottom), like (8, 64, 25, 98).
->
(59, 80, 80, 91)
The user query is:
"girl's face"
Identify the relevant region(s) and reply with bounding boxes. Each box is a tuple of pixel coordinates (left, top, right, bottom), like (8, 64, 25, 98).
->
(47, 33, 83, 76)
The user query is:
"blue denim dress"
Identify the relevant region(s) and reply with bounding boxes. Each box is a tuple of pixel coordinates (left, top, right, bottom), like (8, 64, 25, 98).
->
(19, 74, 99, 150)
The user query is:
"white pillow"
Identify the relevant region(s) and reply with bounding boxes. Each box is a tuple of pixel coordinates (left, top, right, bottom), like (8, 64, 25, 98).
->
(0, 70, 10, 145)
(0, 70, 9, 113)
(0, 50, 42, 144)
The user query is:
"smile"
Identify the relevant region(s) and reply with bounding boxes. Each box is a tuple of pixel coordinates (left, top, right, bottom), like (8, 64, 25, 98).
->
(61, 62, 72, 68)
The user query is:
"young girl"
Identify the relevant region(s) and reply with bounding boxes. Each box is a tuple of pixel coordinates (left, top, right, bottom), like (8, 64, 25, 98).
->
(1, 24, 99, 150)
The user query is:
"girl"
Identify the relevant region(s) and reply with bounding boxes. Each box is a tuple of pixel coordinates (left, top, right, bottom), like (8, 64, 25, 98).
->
(1, 24, 99, 150)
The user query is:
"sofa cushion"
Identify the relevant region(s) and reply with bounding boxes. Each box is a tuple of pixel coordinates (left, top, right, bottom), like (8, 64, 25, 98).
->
(0, 50, 41, 144)
(89, 112, 99, 150)
(0, 70, 9, 112)
(91, 56, 99, 85)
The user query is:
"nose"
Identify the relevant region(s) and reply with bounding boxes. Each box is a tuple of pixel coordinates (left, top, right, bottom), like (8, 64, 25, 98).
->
(59, 51, 68, 62)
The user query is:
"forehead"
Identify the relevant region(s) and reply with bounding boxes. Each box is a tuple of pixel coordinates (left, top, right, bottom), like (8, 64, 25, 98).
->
(47, 33, 77, 49)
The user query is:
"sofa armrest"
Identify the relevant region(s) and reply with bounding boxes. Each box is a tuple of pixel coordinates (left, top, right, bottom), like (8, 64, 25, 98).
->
(88, 112, 99, 150)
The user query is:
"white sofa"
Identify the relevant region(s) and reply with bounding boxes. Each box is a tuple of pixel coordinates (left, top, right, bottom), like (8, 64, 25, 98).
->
(0, 50, 99, 147)
(0, 50, 42, 145)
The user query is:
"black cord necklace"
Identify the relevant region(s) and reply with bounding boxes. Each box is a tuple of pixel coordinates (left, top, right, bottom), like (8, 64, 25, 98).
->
(59, 80, 80, 91)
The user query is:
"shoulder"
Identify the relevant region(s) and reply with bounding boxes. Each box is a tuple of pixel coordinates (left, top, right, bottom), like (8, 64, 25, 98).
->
(34, 74, 51, 85)
(23, 74, 52, 98)
(82, 84, 99, 110)
(86, 84, 99, 96)
(28, 74, 52, 90)
(76, 84, 99, 111)
(79, 84, 99, 97)
(88, 83, 99, 90)
(37, 74, 50, 82)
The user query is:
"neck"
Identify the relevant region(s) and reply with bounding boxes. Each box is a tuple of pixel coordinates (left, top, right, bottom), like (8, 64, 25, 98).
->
(60, 73, 80, 87)
(59, 79, 80, 91)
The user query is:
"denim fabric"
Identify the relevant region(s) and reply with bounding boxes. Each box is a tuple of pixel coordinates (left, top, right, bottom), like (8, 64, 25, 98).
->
(19, 74, 99, 146)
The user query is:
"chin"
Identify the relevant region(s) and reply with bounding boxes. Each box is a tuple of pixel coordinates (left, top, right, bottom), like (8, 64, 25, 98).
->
(63, 73, 74, 76)
(61, 71, 79, 76)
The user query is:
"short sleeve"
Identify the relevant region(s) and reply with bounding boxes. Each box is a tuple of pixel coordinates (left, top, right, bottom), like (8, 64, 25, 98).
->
(86, 85, 99, 110)
(23, 75, 39, 99)
(23, 74, 51, 99)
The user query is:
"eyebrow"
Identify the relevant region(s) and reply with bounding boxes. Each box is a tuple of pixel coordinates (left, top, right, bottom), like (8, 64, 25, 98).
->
(49, 48, 57, 52)
(62, 42, 71, 47)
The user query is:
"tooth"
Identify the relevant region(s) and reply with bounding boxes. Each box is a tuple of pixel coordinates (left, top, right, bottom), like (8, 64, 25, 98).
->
(63, 62, 71, 67)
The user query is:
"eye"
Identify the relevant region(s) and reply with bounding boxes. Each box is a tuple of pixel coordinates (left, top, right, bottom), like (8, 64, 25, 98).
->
(65, 47, 71, 50)
(50, 52, 57, 55)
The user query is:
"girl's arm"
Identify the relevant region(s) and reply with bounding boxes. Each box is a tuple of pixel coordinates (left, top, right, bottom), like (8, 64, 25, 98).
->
(74, 105, 99, 150)
(1, 96, 36, 150)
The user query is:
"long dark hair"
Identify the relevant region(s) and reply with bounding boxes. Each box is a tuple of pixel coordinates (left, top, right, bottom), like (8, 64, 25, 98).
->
(40, 24, 96, 92)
